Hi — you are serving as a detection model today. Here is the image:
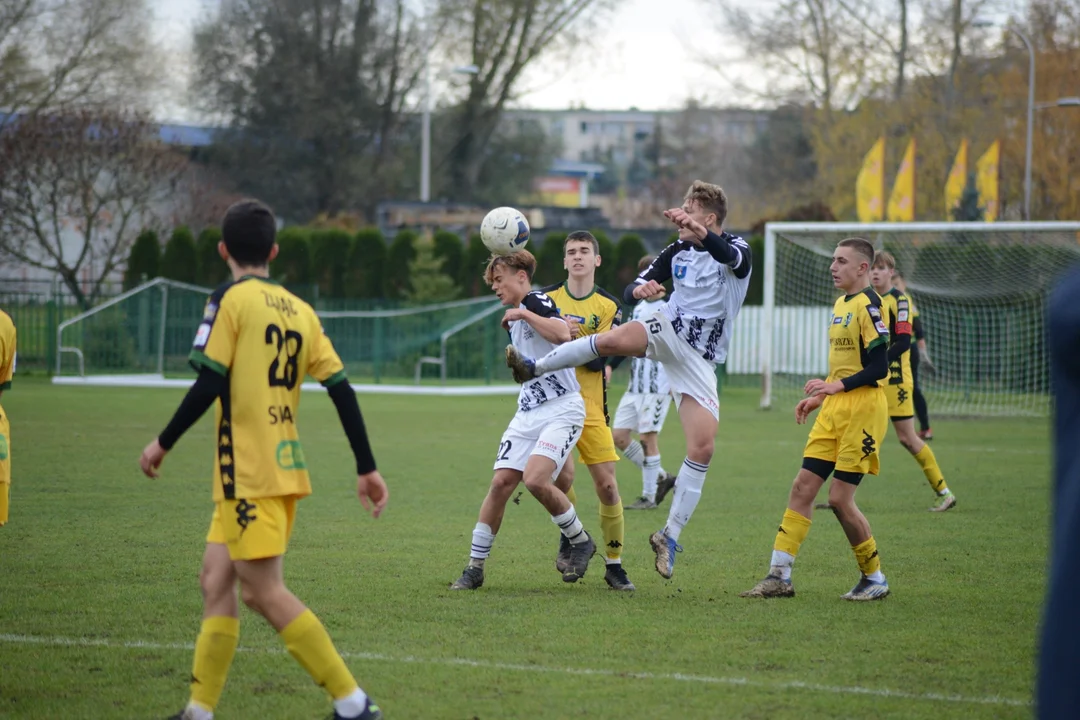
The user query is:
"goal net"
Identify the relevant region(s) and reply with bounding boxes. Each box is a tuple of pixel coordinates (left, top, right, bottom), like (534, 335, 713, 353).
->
(760, 221, 1080, 417)
(56, 278, 511, 387)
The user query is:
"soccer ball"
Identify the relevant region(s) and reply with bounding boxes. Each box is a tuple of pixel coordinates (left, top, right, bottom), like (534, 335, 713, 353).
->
(480, 206, 530, 255)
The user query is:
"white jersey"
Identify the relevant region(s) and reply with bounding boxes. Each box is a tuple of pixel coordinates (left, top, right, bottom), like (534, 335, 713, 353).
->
(509, 291, 581, 413)
(632, 231, 751, 365)
(628, 299, 670, 395)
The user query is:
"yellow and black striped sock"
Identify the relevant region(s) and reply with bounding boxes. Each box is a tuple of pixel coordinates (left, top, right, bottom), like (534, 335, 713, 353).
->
(852, 536, 882, 577)
(773, 508, 812, 557)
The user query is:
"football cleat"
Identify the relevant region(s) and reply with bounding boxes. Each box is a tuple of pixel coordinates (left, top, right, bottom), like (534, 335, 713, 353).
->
(449, 565, 485, 590)
(604, 563, 636, 591)
(917, 428, 934, 441)
(624, 496, 657, 510)
(562, 534, 597, 582)
(841, 576, 890, 601)
(739, 574, 795, 598)
(654, 473, 677, 505)
(504, 345, 538, 383)
(329, 697, 383, 720)
(556, 533, 572, 574)
(929, 492, 957, 512)
(649, 530, 682, 579)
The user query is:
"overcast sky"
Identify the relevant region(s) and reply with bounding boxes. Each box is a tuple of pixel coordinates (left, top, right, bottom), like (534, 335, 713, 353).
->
(153, 0, 736, 123)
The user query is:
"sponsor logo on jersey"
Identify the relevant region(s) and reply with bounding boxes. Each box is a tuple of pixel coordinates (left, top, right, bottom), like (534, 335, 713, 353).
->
(565, 313, 586, 324)
(193, 322, 211, 348)
(842, 312, 853, 327)
(832, 315, 843, 325)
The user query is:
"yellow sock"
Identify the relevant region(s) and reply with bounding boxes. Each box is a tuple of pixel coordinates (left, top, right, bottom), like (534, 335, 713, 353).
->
(914, 445, 948, 494)
(853, 536, 882, 576)
(565, 485, 578, 505)
(773, 508, 811, 557)
(280, 609, 358, 700)
(189, 616, 240, 712)
(599, 502, 624, 562)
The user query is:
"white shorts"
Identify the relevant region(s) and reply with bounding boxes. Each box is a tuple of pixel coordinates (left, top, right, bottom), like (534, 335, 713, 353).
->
(613, 392, 672, 434)
(494, 393, 586, 479)
(634, 311, 720, 420)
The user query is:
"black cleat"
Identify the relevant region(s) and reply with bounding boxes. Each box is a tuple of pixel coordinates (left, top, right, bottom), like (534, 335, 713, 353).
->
(556, 533, 572, 574)
(562, 534, 597, 582)
(654, 472, 677, 504)
(604, 563, 636, 591)
(329, 697, 383, 720)
(505, 345, 539, 383)
(450, 565, 484, 590)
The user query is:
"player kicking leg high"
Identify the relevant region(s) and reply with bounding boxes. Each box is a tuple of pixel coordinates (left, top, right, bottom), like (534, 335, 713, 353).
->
(540, 232, 634, 591)
(506, 181, 752, 579)
(139, 200, 387, 720)
(741, 237, 891, 602)
(610, 255, 677, 510)
(450, 250, 597, 590)
(871, 254, 955, 511)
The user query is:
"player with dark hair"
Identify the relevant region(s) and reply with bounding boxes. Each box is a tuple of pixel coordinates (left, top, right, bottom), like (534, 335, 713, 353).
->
(543, 231, 636, 591)
(505, 180, 751, 580)
(139, 199, 387, 720)
(450, 250, 598, 590)
(893, 270, 935, 440)
(741, 237, 891, 601)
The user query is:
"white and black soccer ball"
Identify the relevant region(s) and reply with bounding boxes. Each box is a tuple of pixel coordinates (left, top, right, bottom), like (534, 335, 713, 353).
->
(480, 206, 530, 255)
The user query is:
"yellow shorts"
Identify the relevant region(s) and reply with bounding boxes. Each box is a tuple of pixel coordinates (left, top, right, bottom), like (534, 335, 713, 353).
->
(576, 402, 619, 465)
(804, 388, 889, 475)
(206, 496, 297, 561)
(886, 381, 914, 419)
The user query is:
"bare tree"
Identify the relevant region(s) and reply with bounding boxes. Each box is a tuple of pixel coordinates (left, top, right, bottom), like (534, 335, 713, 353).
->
(0, 0, 162, 122)
(0, 110, 188, 308)
(435, 0, 612, 200)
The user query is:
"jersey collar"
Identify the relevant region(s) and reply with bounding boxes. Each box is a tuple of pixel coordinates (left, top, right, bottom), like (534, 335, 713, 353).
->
(238, 274, 281, 285)
(844, 286, 873, 301)
(563, 281, 596, 301)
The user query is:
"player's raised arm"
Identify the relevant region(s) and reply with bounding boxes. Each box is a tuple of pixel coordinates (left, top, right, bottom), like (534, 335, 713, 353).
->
(701, 231, 753, 280)
(515, 291, 572, 344)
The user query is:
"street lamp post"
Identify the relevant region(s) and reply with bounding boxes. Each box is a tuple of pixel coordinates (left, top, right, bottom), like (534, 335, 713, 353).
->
(420, 63, 479, 204)
(1007, 26, 1035, 221)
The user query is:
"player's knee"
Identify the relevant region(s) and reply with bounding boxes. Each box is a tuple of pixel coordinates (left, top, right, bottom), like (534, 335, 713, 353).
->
(611, 429, 630, 450)
(490, 471, 519, 497)
(790, 473, 818, 503)
(239, 581, 264, 613)
(199, 564, 231, 603)
(899, 434, 920, 454)
(686, 434, 714, 464)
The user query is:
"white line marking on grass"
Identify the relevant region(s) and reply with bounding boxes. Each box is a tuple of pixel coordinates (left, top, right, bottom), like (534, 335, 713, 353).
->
(0, 633, 1029, 708)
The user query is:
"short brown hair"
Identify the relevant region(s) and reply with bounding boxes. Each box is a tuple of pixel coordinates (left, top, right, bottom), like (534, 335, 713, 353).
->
(484, 250, 536, 286)
(873, 250, 896, 270)
(637, 254, 655, 272)
(837, 237, 875, 266)
(684, 180, 728, 227)
(564, 230, 599, 255)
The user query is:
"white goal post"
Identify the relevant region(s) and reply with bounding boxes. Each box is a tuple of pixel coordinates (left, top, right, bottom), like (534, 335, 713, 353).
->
(761, 221, 1080, 417)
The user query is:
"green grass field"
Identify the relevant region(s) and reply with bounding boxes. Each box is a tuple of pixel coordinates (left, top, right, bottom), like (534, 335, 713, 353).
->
(0, 378, 1048, 719)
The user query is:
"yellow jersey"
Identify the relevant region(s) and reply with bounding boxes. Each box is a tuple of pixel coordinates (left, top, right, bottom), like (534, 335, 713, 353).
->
(881, 287, 913, 386)
(190, 276, 346, 501)
(541, 282, 622, 422)
(828, 288, 889, 384)
(0, 310, 14, 393)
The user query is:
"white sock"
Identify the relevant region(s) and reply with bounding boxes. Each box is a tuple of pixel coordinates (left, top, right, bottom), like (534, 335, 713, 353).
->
(770, 550, 795, 581)
(535, 335, 600, 375)
(866, 570, 886, 583)
(643, 455, 661, 500)
(552, 505, 588, 544)
(469, 522, 495, 561)
(185, 703, 214, 720)
(622, 440, 646, 469)
(663, 458, 707, 542)
(333, 688, 369, 718)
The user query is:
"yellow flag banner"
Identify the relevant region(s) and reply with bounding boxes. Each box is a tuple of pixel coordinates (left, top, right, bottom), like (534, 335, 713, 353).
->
(976, 140, 1000, 222)
(886, 138, 916, 222)
(944, 139, 969, 219)
(855, 137, 885, 222)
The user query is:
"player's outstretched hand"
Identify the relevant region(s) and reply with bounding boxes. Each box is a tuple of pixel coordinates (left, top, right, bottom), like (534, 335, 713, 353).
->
(663, 207, 707, 242)
(795, 395, 823, 424)
(633, 280, 666, 301)
(139, 439, 167, 478)
(357, 470, 389, 518)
